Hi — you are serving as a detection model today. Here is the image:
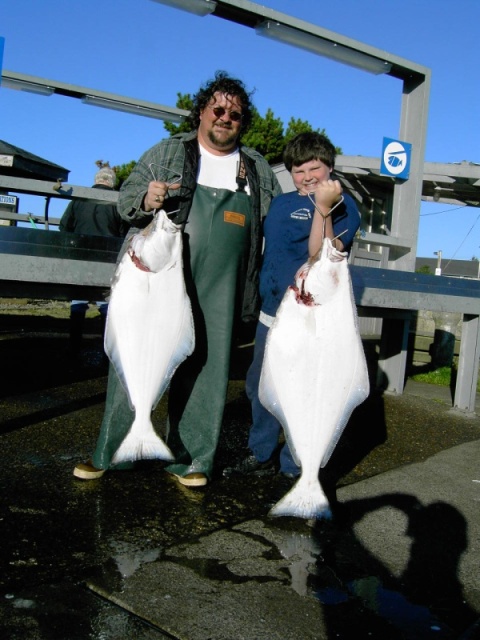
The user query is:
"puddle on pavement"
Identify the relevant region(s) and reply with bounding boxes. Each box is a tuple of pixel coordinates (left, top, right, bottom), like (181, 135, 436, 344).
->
(108, 539, 162, 579)
(269, 519, 453, 636)
(94, 517, 459, 638)
(314, 577, 452, 638)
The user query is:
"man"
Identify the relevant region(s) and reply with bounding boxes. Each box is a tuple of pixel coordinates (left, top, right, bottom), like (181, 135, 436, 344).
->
(59, 162, 128, 350)
(74, 71, 282, 487)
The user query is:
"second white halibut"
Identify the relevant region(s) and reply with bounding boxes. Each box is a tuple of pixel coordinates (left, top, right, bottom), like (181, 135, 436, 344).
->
(259, 237, 369, 519)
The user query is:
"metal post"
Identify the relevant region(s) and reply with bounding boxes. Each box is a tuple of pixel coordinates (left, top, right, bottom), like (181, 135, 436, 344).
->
(434, 250, 442, 276)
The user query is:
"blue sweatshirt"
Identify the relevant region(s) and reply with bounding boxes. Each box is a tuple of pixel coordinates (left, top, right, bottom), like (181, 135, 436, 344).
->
(259, 190, 360, 317)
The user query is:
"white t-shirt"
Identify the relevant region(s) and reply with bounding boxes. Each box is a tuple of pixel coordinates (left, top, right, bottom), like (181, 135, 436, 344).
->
(197, 145, 250, 194)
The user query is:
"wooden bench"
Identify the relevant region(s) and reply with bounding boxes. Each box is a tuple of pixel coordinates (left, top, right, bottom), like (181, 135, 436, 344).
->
(351, 266, 480, 415)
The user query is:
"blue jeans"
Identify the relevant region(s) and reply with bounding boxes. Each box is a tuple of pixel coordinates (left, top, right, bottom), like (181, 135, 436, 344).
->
(245, 321, 300, 476)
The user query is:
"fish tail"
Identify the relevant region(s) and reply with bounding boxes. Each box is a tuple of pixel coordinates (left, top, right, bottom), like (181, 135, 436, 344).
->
(112, 420, 174, 464)
(268, 476, 332, 520)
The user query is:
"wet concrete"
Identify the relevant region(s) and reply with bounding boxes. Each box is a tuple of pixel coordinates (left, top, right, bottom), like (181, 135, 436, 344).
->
(0, 316, 479, 639)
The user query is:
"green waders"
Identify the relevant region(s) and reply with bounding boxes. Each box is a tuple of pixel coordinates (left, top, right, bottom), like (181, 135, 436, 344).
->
(92, 185, 251, 480)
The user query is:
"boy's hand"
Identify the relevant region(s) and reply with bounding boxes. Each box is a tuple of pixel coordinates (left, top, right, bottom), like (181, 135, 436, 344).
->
(314, 179, 342, 213)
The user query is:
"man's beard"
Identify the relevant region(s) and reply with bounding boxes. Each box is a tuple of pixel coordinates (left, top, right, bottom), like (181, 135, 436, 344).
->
(207, 126, 237, 149)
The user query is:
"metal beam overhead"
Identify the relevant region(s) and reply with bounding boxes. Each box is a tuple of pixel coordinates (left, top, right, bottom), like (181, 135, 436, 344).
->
(3, 0, 432, 271)
(1, 70, 190, 123)
(153, 0, 430, 80)
(151, 0, 432, 271)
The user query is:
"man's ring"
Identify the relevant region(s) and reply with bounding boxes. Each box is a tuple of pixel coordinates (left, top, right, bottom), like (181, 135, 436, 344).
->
(155, 196, 161, 203)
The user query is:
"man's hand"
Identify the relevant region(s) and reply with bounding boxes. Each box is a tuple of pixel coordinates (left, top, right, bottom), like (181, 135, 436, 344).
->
(144, 181, 181, 212)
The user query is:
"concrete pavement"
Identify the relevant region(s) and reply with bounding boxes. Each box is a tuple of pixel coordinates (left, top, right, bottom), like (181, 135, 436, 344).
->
(85, 438, 480, 640)
(0, 329, 479, 639)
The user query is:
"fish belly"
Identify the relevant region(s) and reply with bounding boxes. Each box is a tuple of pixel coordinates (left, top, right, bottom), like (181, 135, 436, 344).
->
(105, 251, 195, 464)
(260, 266, 369, 519)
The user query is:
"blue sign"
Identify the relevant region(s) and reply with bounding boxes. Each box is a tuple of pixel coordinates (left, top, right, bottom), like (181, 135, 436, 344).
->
(380, 137, 412, 180)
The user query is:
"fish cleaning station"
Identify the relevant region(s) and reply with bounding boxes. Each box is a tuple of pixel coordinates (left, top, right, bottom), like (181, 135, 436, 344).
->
(1, 2, 480, 638)
(1, 0, 479, 412)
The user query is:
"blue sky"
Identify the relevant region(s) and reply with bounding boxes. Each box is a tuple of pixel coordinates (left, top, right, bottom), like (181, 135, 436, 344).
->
(1, 0, 479, 260)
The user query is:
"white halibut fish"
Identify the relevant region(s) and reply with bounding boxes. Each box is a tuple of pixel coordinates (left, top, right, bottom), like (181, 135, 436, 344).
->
(105, 209, 195, 464)
(259, 237, 369, 519)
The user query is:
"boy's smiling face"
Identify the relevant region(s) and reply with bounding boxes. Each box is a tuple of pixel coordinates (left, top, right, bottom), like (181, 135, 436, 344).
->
(291, 159, 332, 195)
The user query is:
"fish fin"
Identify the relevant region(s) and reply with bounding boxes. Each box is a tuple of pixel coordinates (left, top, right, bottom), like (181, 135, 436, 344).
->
(111, 419, 174, 464)
(259, 359, 289, 428)
(104, 314, 136, 412)
(320, 353, 370, 468)
(259, 359, 302, 467)
(269, 476, 332, 520)
(152, 302, 195, 410)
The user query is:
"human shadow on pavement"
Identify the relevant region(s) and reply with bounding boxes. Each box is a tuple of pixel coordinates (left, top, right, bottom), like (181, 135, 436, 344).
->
(310, 493, 478, 638)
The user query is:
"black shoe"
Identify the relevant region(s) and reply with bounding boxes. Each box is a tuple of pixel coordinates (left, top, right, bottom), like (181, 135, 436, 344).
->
(223, 454, 275, 477)
(280, 471, 299, 480)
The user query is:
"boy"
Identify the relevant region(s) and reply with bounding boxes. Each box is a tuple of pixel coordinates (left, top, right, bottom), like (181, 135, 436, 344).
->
(224, 131, 361, 478)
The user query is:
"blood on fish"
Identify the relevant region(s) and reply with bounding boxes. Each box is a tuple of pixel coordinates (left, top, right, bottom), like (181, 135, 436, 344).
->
(128, 249, 152, 272)
(290, 282, 316, 306)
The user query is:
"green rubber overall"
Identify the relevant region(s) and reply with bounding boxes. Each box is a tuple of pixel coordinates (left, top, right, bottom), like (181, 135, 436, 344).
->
(92, 185, 251, 480)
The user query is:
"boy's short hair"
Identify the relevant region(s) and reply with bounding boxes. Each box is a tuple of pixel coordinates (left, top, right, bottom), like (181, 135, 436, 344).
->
(283, 131, 336, 172)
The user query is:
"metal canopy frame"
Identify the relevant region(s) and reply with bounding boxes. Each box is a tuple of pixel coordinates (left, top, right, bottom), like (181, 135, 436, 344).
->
(334, 158, 480, 209)
(191, 0, 431, 271)
(2, 0, 431, 270)
(1, 70, 190, 124)
(273, 158, 480, 256)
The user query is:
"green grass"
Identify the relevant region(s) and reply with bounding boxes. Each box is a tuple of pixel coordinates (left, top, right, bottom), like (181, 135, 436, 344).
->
(410, 364, 480, 392)
(411, 366, 453, 386)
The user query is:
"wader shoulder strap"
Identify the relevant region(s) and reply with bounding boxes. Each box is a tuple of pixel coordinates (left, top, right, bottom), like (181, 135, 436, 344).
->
(236, 153, 248, 193)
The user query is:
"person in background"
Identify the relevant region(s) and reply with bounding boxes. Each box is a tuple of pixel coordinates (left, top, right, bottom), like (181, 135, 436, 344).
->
(224, 131, 361, 480)
(59, 161, 128, 350)
(73, 71, 282, 487)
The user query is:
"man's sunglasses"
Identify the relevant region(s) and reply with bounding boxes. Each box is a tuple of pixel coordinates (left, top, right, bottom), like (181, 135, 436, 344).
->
(208, 105, 243, 122)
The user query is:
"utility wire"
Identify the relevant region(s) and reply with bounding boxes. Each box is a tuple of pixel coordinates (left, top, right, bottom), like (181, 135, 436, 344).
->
(442, 212, 480, 270)
(420, 205, 466, 217)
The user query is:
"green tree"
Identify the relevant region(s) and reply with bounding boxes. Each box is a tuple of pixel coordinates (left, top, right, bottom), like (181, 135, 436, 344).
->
(416, 265, 433, 275)
(240, 107, 284, 164)
(114, 93, 338, 184)
(113, 160, 137, 190)
(284, 118, 342, 154)
(283, 117, 315, 145)
(163, 93, 336, 163)
(163, 93, 194, 136)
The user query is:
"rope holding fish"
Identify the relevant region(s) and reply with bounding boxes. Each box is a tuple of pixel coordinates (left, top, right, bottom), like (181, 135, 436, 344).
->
(307, 193, 345, 250)
(148, 162, 183, 212)
(307, 193, 344, 220)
